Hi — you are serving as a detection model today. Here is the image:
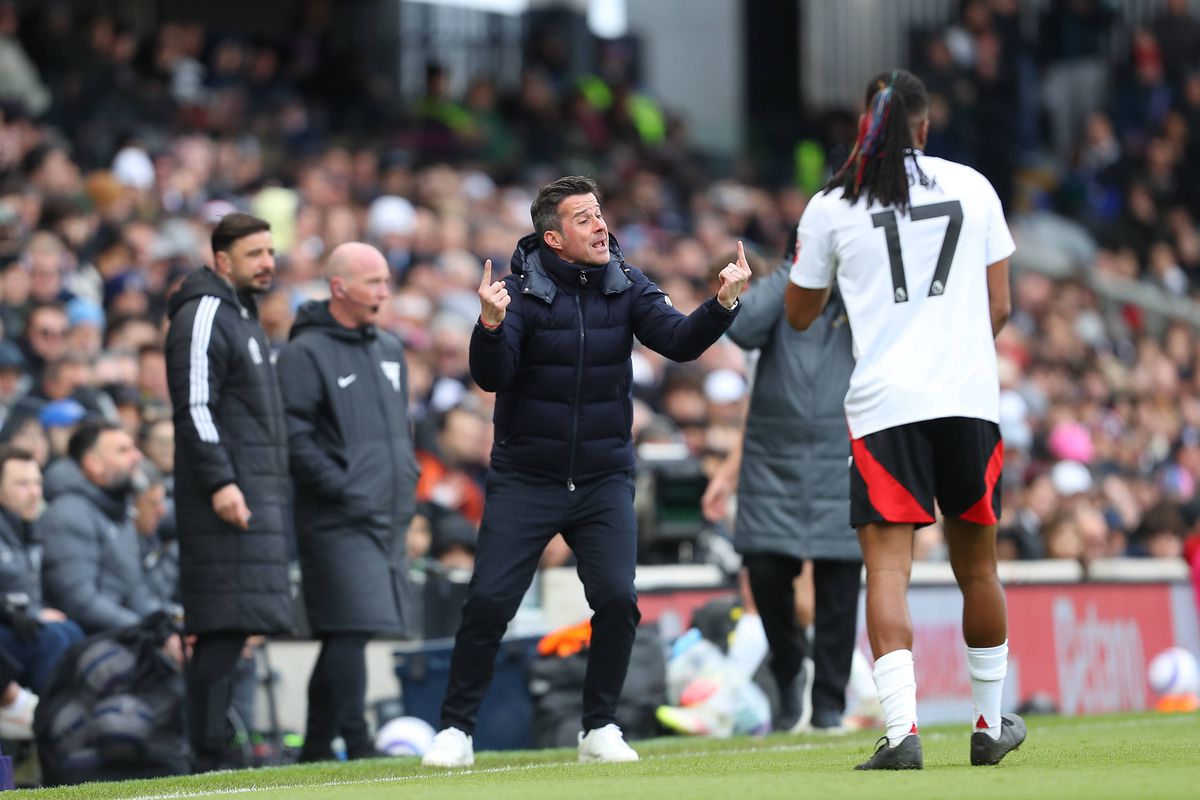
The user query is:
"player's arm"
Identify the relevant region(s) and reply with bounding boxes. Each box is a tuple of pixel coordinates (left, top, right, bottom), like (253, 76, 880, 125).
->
(784, 199, 835, 331)
(981, 172, 1015, 339)
(987, 258, 1011, 338)
(785, 284, 831, 331)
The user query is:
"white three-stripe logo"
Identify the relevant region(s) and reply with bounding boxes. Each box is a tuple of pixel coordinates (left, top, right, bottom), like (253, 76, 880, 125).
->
(189, 296, 221, 443)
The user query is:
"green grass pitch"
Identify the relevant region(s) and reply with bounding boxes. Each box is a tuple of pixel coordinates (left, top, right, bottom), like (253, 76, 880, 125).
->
(12, 712, 1198, 799)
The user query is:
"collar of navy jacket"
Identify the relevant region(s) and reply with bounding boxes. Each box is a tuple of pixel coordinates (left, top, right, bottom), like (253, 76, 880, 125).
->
(508, 231, 633, 304)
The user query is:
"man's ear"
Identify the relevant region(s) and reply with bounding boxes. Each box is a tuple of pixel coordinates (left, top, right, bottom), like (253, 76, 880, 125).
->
(79, 451, 98, 482)
(543, 230, 562, 251)
(213, 250, 230, 276)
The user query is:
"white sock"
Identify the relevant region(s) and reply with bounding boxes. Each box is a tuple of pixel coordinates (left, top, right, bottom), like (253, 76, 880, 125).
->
(966, 640, 1008, 740)
(873, 649, 917, 747)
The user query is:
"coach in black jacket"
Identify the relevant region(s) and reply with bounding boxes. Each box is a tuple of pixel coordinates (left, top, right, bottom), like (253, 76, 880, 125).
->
(423, 176, 751, 768)
(165, 213, 292, 772)
(277, 242, 420, 762)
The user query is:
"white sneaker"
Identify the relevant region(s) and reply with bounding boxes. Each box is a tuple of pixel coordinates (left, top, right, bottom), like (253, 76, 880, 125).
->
(578, 724, 639, 763)
(0, 687, 36, 740)
(422, 727, 474, 768)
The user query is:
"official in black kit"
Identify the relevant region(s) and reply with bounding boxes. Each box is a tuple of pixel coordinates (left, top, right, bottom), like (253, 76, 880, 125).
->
(276, 242, 420, 762)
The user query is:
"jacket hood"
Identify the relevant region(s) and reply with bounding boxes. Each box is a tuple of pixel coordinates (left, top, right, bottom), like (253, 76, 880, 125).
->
(43, 456, 129, 522)
(508, 232, 632, 304)
(168, 267, 257, 320)
(289, 299, 377, 342)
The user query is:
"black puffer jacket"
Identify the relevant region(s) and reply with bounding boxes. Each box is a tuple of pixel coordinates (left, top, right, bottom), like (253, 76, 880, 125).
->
(164, 267, 292, 635)
(277, 301, 419, 636)
(471, 234, 738, 483)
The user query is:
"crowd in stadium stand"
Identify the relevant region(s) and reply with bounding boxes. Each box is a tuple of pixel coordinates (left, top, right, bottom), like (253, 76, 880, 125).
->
(0, 0, 1195, 639)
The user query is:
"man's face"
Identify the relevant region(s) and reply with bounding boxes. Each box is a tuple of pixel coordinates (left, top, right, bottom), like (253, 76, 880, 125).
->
(0, 367, 22, 401)
(27, 308, 68, 361)
(134, 482, 166, 536)
(217, 230, 275, 293)
(546, 193, 609, 266)
(86, 429, 143, 492)
(141, 420, 174, 474)
(0, 458, 42, 522)
(439, 409, 485, 467)
(332, 255, 391, 327)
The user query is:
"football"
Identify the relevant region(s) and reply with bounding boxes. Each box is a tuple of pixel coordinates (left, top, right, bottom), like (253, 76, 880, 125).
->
(1147, 647, 1200, 697)
(374, 716, 436, 757)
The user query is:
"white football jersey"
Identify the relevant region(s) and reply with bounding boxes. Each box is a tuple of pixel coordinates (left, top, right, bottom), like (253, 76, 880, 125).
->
(789, 152, 1015, 438)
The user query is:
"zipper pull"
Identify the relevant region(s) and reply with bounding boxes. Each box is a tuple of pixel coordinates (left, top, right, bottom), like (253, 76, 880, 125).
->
(579, 269, 588, 286)
(567, 479, 576, 492)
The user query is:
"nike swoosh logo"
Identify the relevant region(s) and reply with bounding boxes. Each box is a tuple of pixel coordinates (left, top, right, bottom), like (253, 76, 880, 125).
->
(337, 374, 357, 388)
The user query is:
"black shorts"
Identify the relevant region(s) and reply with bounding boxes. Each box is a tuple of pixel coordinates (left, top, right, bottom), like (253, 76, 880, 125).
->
(849, 417, 1003, 529)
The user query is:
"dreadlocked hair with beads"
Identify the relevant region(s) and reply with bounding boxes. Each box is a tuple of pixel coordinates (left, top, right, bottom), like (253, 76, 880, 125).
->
(823, 69, 929, 213)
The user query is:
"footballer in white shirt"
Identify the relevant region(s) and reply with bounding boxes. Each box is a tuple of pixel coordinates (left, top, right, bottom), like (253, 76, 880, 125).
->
(784, 69, 1026, 770)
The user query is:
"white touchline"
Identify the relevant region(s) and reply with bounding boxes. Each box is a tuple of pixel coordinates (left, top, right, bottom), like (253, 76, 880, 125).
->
(104, 715, 1192, 800)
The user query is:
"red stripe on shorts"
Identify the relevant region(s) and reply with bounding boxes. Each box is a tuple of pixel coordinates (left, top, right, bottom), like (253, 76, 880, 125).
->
(958, 440, 1005, 525)
(851, 437, 934, 524)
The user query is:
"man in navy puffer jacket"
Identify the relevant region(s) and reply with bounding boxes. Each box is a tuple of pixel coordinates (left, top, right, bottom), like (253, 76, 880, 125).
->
(423, 176, 751, 767)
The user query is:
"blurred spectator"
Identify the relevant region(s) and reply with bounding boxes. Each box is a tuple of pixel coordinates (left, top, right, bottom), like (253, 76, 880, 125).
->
(37, 396, 85, 459)
(415, 402, 488, 526)
(1150, 0, 1200, 92)
(0, 445, 83, 694)
(137, 416, 175, 542)
(0, 340, 27, 429)
(1134, 500, 1187, 558)
(39, 421, 163, 633)
(428, 507, 478, 574)
(0, 0, 50, 116)
(65, 298, 104, 357)
(19, 302, 68, 379)
(131, 461, 178, 607)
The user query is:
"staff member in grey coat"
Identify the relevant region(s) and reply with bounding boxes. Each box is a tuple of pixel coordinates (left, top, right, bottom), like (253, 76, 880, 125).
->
(41, 421, 165, 633)
(277, 241, 420, 762)
(702, 233, 862, 733)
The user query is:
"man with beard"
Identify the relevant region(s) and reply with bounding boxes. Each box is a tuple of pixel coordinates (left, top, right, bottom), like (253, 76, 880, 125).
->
(277, 242, 419, 762)
(165, 213, 292, 771)
(40, 421, 164, 632)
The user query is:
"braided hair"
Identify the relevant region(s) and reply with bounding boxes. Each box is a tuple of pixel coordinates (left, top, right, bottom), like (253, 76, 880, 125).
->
(823, 69, 929, 213)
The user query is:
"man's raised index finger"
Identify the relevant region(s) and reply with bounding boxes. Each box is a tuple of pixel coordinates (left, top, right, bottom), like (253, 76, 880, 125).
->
(481, 258, 492, 287)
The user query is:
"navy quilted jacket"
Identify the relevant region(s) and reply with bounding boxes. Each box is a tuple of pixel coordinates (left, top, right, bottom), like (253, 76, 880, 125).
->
(470, 233, 739, 485)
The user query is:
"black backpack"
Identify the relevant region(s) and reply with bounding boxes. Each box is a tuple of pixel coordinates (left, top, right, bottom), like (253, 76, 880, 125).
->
(527, 625, 667, 748)
(33, 612, 189, 786)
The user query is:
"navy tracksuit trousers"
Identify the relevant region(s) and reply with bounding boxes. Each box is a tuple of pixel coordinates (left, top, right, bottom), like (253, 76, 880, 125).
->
(439, 468, 640, 735)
